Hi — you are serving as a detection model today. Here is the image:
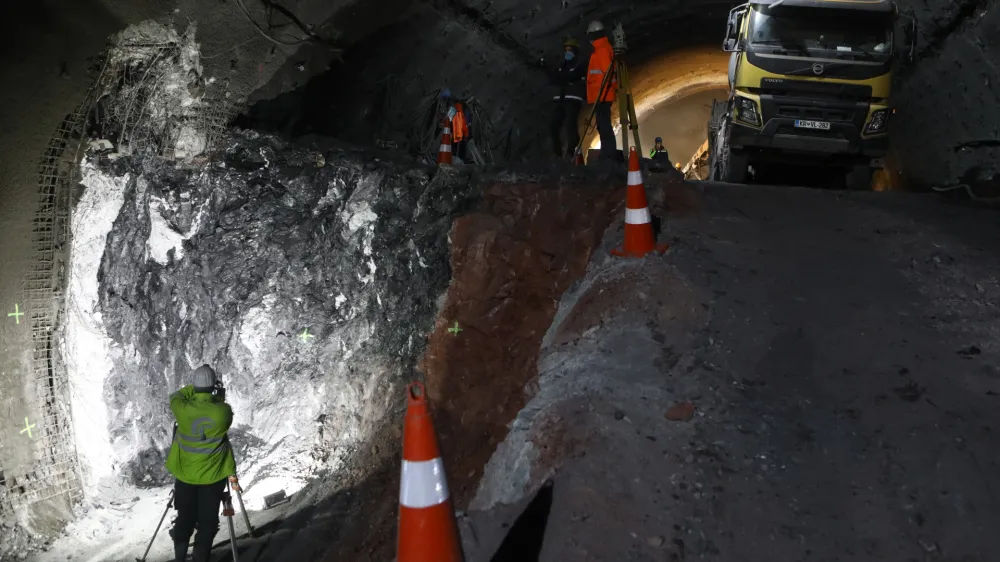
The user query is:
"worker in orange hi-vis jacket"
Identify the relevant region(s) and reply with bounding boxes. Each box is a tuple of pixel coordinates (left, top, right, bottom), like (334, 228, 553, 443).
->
(586, 20, 620, 162)
(439, 88, 470, 163)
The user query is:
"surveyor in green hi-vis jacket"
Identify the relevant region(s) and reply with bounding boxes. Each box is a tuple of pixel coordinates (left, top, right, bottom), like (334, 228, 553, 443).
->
(165, 364, 237, 562)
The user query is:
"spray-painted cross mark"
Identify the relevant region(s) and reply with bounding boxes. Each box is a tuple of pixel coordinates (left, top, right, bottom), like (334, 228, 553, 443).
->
(448, 322, 462, 336)
(298, 328, 315, 344)
(7, 304, 24, 324)
(20, 417, 35, 439)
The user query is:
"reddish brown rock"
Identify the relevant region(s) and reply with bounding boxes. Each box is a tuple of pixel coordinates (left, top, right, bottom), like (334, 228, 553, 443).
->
(665, 402, 696, 422)
(419, 179, 622, 506)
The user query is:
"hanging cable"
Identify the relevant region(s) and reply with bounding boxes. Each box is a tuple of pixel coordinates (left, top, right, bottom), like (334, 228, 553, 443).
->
(232, 0, 339, 49)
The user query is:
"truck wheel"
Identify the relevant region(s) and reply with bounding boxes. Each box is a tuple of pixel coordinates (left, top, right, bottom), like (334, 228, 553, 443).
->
(708, 146, 719, 181)
(722, 149, 749, 184)
(708, 138, 721, 181)
(706, 101, 728, 181)
(846, 164, 873, 191)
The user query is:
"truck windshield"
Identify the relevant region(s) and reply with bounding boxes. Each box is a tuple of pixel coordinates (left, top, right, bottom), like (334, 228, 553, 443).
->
(748, 6, 892, 60)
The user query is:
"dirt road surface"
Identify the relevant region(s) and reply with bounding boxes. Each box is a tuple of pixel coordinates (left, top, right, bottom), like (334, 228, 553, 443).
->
(469, 181, 1000, 561)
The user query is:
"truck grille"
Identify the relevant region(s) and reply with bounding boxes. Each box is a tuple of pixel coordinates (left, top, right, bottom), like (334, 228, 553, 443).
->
(777, 105, 855, 123)
(774, 125, 850, 140)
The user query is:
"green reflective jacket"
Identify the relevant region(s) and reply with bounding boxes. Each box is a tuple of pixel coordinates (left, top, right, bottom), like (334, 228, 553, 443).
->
(165, 385, 237, 485)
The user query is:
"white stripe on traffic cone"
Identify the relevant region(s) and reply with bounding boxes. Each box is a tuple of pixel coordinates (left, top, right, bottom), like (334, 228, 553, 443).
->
(400, 457, 450, 509)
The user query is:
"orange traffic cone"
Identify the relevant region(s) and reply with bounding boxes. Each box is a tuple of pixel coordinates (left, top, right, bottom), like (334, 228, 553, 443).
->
(437, 127, 453, 166)
(573, 146, 584, 166)
(397, 382, 463, 562)
(611, 147, 669, 258)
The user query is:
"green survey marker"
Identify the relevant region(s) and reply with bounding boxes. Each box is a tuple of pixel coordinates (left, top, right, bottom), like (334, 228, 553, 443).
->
(298, 328, 315, 343)
(448, 322, 462, 336)
(7, 303, 24, 324)
(20, 417, 35, 439)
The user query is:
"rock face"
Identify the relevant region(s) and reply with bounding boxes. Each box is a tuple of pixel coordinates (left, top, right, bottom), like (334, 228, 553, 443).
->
(419, 178, 622, 506)
(84, 131, 476, 500)
(892, 0, 1000, 190)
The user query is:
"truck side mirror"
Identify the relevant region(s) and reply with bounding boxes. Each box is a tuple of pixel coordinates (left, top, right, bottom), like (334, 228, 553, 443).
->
(896, 10, 917, 62)
(906, 20, 917, 61)
(722, 4, 749, 53)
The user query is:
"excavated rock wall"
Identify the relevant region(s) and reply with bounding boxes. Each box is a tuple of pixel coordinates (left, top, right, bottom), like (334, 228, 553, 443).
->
(893, 0, 1000, 190)
(418, 174, 625, 506)
(84, 131, 477, 501)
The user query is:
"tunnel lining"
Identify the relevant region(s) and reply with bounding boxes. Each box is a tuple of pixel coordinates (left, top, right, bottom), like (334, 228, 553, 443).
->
(585, 48, 729, 152)
(0, 98, 89, 519)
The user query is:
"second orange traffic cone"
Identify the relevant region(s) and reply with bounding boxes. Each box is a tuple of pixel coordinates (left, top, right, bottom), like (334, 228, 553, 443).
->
(611, 147, 669, 258)
(437, 127, 453, 166)
(397, 382, 463, 562)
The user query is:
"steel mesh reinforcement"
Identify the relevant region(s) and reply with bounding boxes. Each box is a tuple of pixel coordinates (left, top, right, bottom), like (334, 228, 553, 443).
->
(0, 98, 89, 517)
(0, 25, 244, 518)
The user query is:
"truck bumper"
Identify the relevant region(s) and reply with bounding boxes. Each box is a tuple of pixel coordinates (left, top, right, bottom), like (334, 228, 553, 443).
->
(730, 120, 888, 161)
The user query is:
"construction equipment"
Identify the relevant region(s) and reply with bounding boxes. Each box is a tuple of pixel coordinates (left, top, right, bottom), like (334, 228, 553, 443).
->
(576, 23, 642, 161)
(707, 0, 916, 189)
(221, 483, 241, 562)
(136, 473, 254, 562)
(397, 381, 463, 562)
(437, 126, 453, 165)
(228, 475, 256, 538)
(136, 490, 174, 562)
(611, 147, 668, 258)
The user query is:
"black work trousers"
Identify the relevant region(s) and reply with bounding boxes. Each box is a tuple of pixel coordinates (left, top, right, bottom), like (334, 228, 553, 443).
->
(594, 102, 621, 162)
(172, 477, 227, 562)
(455, 139, 468, 162)
(550, 99, 582, 158)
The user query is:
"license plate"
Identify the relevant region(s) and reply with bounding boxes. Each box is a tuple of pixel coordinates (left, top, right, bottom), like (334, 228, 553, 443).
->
(794, 119, 831, 130)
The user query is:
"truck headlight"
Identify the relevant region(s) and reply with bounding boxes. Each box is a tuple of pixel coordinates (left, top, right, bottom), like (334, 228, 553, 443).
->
(734, 97, 761, 127)
(864, 109, 890, 134)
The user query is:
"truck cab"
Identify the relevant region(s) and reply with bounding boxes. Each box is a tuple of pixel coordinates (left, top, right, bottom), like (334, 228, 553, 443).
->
(708, 0, 915, 189)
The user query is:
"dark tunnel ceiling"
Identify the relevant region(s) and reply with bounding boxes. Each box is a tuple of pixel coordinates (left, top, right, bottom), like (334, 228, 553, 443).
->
(419, 0, 739, 69)
(480, 0, 738, 63)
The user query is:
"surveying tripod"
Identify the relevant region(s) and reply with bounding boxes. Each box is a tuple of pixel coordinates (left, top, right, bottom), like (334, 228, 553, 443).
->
(576, 23, 642, 162)
(136, 475, 256, 562)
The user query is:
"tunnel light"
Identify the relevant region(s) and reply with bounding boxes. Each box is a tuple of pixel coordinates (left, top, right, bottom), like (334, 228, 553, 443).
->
(864, 109, 890, 134)
(734, 96, 761, 127)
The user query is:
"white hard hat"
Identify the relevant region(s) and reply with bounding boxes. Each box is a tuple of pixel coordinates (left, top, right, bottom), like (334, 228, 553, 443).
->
(587, 20, 604, 33)
(192, 364, 217, 389)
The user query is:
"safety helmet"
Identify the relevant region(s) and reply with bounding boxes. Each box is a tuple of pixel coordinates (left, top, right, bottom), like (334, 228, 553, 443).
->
(655, 137, 663, 143)
(563, 37, 580, 49)
(192, 364, 217, 390)
(587, 20, 604, 33)
(439, 87, 452, 99)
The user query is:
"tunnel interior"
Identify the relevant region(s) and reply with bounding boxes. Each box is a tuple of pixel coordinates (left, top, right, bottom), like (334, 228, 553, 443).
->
(234, 0, 1000, 193)
(236, 1, 739, 165)
(2, 0, 1000, 560)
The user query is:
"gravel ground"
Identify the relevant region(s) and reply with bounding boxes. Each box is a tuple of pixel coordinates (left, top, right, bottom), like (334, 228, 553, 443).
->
(467, 182, 1000, 561)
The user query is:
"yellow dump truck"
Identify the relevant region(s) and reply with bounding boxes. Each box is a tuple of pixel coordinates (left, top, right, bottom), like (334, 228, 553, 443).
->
(708, 0, 915, 189)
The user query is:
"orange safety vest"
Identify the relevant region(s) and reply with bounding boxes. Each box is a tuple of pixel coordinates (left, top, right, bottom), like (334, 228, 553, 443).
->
(452, 104, 469, 142)
(587, 36, 617, 104)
